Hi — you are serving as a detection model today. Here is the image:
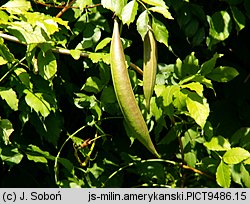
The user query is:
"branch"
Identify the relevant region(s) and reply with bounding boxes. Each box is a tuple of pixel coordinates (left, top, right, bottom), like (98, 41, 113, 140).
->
(56, 0, 76, 18)
(33, 0, 101, 10)
(181, 164, 214, 180)
(0, 33, 143, 75)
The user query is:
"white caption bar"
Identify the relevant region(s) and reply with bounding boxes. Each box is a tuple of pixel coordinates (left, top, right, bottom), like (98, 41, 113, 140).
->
(0, 188, 249, 204)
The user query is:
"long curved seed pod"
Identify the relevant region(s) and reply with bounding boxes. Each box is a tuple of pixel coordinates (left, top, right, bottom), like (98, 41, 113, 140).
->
(143, 25, 157, 111)
(110, 18, 160, 158)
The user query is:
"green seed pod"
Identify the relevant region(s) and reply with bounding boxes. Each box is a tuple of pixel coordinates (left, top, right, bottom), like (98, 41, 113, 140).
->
(110, 18, 160, 158)
(143, 25, 157, 111)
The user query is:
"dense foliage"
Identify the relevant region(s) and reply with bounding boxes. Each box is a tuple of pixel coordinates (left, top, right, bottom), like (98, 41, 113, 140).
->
(0, 0, 250, 188)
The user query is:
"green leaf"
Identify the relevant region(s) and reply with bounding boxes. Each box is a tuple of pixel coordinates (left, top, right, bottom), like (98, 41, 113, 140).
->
(0, 147, 23, 165)
(175, 52, 199, 79)
(42, 113, 63, 146)
(14, 68, 31, 88)
(0, 119, 14, 145)
(0, 40, 15, 62)
(24, 90, 51, 118)
(149, 6, 173, 19)
(89, 53, 110, 64)
(155, 84, 180, 107)
(184, 151, 197, 168)
(136, 10, 149, 40)
(207, 11, 232, 41)
(204, 136, 231, 151)
(8, 22, 48, 44)
(121, 0, 138, 26)
(2, 0, 31, 14)
(192, 27, 205, 46)
(101, 86, 117, 103)
(95, 38, 111, 52)
(26, 154, 47, 163)
(23, 12, 60, 36)
(26, 144, 52, 159)
(173, 89, 187, 110)
(140, 0, 166, 7)
(243, 157, 250, 164)
(82, 77, 104, 94)
(74, 0, 92, 11)
(181, 82, 204, 97)
(0, 10, 9, 23)
(0, 56, 7, 65)
(241, 164, 250, 187)
(231, 127, 250, 148)
(101, 0, 127, 17)
(186, 92, 210, 128)
(152, 17, 169, 47)
(200, 53, 223, 75)
(207, 66, 239, 82)
(216, 160, 231, 188)
(223, 147, 250, 164)
(231, 6, 246, 31)
(184, 19, 199, 38)
(37, 50, 57, 80)
(158, 123, 181, 145)
(69, 50, 82, 60)
(0, 87, 18, 111)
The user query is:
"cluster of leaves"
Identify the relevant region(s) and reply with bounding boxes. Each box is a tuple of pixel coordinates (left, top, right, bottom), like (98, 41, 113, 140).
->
(0, 0, 250, 187)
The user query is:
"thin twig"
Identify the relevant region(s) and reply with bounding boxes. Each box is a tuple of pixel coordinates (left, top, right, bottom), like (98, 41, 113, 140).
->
(33, 0, 101, 10)
(56, 0, 76, 18)
(181, 164, 214, 180)
(0, 33, 143, 75)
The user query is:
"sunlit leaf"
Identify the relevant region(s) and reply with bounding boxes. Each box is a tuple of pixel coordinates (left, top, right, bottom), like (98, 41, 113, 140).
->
(204, 136, 231, 151)
(89, 53, 110, 64)
(2, 0, 31, 14)
(0, 119, 14, 145)
(186, 92, 209, 128)
(26, 154, 47, 163)
(0, 87, 18, 111)
(0, 147, 23, 165)
(24, 90, 51, 118)
(136, 10, 149, 40)
(0, 40, 15, 62)
(74, 0, 92, 11)
(181, 82, 204, 97)
(121, 0, 138, 26)
(37, 50, 57, 80)
(101, 0, 127, 17)
(152, 17, 169, 47)
(14, 68, 31, 88)
(207, 11, 232, 41)
(82, 77, 104, 94)
(149, 6, 173, 19)
(216, 160, 231, 188)
(140, 0, 166, 7)
(231, 6, 246, 31)
(223, 147, 250, 164)
(95, 38, 111, 52)
(70, 50, 82, 60)
(155, 84, 180, 107)
(0, 56, 7, 65)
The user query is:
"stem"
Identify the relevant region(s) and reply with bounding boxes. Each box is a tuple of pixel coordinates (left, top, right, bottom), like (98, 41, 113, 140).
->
(102, 158, 213, 187)
(54, 124, 87, 183)
(0, 33, 143, 76)
(0, 57, 26, 83)
(56, 0, 76, 18)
